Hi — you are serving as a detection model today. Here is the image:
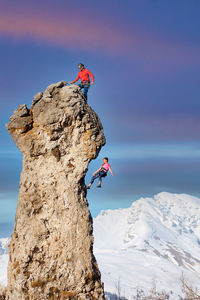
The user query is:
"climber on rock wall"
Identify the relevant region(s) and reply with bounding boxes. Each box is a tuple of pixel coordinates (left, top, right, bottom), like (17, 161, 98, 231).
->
(87, 157, 114, 189)
(70, 63, 94, 101)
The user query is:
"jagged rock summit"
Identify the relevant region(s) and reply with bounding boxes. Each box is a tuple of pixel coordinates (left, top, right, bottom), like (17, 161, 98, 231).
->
(5, 81, 105, 300)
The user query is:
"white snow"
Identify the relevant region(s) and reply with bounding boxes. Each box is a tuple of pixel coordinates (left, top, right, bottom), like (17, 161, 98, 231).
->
(0, 238, 9, 286)
(93, 192, 200, 299)
(1, 192, 200, 299)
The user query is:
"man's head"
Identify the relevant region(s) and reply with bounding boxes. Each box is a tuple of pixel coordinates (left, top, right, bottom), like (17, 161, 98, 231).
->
(103, 157, 109, 164)
(78, 63, 84, 71)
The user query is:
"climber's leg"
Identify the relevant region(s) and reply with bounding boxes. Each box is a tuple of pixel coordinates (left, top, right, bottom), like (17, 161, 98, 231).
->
(83, 85, 90, 101)
(77, 83, 89, 101)
(97, 171, 106, 188)
(97, 173, 102, 188)
(97, 180, 102, 188)
(87, 172, 100, 189)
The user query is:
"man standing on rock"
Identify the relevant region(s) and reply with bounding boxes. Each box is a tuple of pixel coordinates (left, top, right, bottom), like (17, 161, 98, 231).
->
(70, 63, 94, 101)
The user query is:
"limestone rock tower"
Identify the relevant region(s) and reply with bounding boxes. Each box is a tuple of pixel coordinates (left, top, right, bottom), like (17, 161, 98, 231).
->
(5, 81, 105, 300)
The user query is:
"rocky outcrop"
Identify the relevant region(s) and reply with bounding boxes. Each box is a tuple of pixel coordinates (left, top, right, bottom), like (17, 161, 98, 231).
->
(0, 286, 6, 300)
(5, 82, 105, 300)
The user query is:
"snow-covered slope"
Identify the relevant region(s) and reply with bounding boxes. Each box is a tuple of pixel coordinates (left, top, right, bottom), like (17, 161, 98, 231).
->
(0, 238, 9, 286)
(1, 192, 200, 299)
(94, 192, 200, 299)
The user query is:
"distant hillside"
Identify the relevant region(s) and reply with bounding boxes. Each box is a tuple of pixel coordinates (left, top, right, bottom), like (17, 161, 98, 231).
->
(94, 192, 200, 299)
(0, 238, 9, 286)
(1, 192, 200, 299)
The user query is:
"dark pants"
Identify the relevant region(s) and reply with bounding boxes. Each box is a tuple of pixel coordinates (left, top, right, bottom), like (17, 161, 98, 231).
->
(90, 170, 107, 184)
(78, 82, 90, 100)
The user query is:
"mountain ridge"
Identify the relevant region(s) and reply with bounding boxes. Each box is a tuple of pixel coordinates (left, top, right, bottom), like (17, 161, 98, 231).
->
(94, 192, 200, 298)
(1, 192, 200, 299)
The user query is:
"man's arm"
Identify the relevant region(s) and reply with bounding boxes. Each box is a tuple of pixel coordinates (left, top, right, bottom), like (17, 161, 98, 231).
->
(109, 167, 114, 176)
(87, 69, 94, 85)
(70, 73, 80, 84)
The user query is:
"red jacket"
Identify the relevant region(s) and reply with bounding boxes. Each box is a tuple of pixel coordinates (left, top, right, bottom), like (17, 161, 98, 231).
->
(72, 68, 94, 84)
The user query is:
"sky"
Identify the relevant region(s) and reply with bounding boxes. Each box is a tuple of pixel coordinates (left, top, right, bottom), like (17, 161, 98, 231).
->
(0, 0, 200, 237)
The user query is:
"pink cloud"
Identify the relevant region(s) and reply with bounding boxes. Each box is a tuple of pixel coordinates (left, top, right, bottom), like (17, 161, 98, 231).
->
(0, 3, 199, 70)
(0, 4, 131, 55)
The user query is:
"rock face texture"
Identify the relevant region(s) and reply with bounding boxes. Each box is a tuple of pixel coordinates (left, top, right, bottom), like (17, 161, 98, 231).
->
(5, 82, 105, 300)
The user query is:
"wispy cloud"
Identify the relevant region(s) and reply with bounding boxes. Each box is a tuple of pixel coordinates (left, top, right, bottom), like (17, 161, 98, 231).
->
(0, 3, 129, 55)
(109, 112, 200, 142)
(105, 142, 200, 160)
(0, 3, 199, 71)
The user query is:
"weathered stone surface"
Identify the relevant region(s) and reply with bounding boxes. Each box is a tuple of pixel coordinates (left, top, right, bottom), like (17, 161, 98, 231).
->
(32, 92, 43, 106)
(5, 82, 105, 300)
(0, 285, 6, 300)
(6, 105, 32, 134)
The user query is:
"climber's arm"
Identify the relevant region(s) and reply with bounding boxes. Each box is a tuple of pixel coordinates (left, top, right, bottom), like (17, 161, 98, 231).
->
(70, 74, 80, 84)
(109, 167, 114, 176)
(87, 69, 94, 85)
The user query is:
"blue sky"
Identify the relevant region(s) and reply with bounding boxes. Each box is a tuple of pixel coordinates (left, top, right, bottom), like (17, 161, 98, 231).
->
(1, 0, 200, 237)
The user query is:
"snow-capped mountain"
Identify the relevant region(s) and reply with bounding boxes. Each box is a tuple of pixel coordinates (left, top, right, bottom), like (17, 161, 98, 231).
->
(94, 192, 200, 299)
(0, 238, 9, 256)
(1, 193, 200, 299)
(0, 238, 10, 286)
